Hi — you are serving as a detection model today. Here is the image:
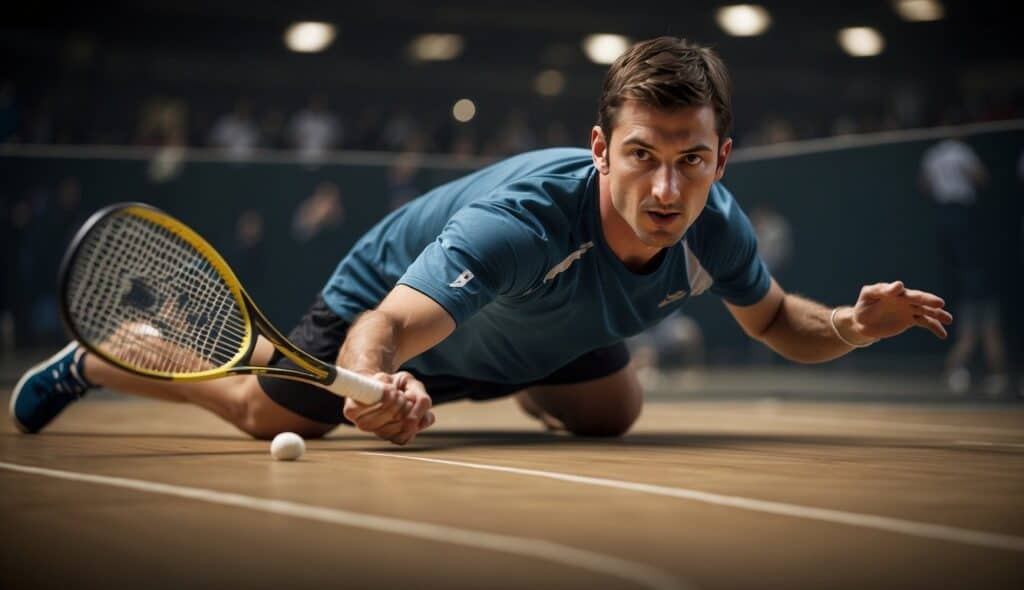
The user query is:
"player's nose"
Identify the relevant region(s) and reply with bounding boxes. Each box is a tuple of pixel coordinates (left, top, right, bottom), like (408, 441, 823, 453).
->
(650, 165, 682, 206)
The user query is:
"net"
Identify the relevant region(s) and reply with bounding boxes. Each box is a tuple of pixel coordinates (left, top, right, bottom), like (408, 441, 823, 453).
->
(63, 209, 249, 375)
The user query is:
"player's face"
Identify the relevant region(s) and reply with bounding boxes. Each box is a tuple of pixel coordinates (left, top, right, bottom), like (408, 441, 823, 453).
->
(593, 101, 732, 251)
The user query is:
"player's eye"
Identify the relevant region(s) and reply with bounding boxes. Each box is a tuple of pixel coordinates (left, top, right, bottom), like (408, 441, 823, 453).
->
(633, 148, 651, 161)
(682, 154, 703, 166)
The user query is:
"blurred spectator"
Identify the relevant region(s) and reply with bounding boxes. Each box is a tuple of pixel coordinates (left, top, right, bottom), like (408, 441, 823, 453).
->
(449, 130, 477, 161)
(749, 204, 793, 364)
(0, 82, 18, 143)
(209, 100, 260, 158)
(486, 110, 537, 156)
(134, 98, 190, 182)
(749, 115, 795, 146)
(136, 97, 188, 147)
(292, 181, 345, 242)
(224, 209, 267, 292)
(388, 151, 422, 211)
(920, 137, 1008, 396)
(12, 178, 88, 345)
(380, 109, 417, 152)
(288, 94, 342, 158)
(751, 204, 794, 281)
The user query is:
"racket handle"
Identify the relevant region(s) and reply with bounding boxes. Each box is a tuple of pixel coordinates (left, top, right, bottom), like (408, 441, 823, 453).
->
(325, 367, 385, 405)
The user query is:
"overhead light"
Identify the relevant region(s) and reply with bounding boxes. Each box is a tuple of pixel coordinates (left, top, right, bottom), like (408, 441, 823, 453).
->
(284, 22, 336, 53)
(452, 99, 476, 123)
(716, 5, 772, 37)
(894, 0, 944, 22)
(534, 70, 566, 97)
(582, 34, 630, 65)
(409, 34, 464, 62)
(837, 27, 885, 57)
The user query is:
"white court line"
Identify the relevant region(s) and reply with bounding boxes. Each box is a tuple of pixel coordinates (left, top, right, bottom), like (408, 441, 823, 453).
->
(956, 440, 1024, 449)
(365, 453, 1024, 553)
(0, 461, 689, 590)
(750, 413, 1024, 437)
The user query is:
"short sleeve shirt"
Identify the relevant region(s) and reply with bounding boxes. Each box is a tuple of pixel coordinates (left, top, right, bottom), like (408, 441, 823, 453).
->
(323, 148, 771, 382)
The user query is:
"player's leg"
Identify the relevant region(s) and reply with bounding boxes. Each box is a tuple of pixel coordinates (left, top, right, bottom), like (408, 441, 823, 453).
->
(11, 335, 335, 439)
(516, 343, 642, 437)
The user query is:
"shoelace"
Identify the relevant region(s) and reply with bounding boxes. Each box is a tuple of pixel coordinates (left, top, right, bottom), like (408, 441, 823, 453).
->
(50, 351, 93, 397)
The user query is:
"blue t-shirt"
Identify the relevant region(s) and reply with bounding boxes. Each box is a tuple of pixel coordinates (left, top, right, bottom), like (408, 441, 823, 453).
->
(323, 148, 770, 383)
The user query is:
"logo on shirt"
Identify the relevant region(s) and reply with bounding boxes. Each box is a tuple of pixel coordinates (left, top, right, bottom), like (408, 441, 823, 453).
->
(449, 270, 475, 288)
(543, 241, 594, 283)
(658, 289, 688, 308)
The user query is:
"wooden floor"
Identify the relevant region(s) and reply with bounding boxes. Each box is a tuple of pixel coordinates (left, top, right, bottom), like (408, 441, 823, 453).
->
(1, 391, 1023, 590)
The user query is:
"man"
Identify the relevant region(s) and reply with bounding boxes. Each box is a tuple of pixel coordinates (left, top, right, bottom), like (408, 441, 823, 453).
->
(920, 136, 1006, 395)
(12, 37, 952, 444)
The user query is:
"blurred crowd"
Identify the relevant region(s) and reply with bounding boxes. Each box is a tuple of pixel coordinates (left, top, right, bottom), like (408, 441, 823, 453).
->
(1, 80, 1020, 157)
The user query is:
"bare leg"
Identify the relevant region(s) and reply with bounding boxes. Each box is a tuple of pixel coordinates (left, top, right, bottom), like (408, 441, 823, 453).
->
(82, 337, 337, 439)
(945, 325, 977, 372)
(981, 323, 1007, 375)
(515, 364, 643, 437)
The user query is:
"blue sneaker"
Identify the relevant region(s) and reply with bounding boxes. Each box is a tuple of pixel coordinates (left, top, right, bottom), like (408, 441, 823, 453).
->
(10, 343, 96, 433)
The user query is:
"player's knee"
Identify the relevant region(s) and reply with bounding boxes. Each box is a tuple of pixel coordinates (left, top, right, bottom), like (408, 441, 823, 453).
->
(235, 384, 333, 441)
(564, 395, 642, 438)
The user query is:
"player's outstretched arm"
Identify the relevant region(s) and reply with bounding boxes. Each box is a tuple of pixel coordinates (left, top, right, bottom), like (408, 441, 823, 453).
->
(727, 279, 952, 363)
(338, 285, 456, 445)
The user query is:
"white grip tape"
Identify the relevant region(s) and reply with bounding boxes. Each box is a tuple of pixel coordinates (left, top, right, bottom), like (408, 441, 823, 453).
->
(326, 368, 385, 404)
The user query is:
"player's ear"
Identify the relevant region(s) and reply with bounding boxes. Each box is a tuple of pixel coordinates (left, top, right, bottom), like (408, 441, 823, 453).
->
(714, 137, 733, 181)
(591, 126, 610, 174)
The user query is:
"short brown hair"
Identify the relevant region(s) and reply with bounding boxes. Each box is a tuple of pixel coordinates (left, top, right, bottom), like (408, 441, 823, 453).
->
(598, 37, 733, 142)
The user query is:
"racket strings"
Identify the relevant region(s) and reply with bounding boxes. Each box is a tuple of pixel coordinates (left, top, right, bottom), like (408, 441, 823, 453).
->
(66, 212, 249, 374)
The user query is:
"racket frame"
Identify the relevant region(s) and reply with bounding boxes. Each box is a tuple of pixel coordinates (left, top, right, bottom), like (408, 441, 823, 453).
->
(57, 202, 366, 398)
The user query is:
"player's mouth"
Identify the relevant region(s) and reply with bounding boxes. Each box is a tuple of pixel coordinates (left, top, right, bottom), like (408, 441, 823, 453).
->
(645, 210, 681, 227)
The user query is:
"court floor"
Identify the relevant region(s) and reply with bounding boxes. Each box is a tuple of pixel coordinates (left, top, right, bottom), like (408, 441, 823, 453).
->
(1, 389, 1022, 590)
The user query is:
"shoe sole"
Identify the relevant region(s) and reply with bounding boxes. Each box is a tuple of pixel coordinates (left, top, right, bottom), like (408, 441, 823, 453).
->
(9, 342, 80, 434)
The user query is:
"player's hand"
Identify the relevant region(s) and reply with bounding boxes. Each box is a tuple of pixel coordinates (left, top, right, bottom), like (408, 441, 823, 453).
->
(847, 281, 953, 342)
(343, 371, 435, 445)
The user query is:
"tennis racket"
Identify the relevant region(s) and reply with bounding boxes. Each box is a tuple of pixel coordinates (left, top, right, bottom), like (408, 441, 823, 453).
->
(58, 202, 384, 405)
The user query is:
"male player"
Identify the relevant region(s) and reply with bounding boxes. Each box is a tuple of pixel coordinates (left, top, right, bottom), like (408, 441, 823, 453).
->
(12, 37, 952, 444)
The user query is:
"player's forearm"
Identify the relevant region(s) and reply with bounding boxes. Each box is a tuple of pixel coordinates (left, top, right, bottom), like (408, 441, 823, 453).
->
(758, 293, 870, 363)
(338, 311, 401, 375)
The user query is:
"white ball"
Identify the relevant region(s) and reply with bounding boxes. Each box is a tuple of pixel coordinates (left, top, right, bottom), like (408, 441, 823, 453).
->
(270, 432, 305, 461)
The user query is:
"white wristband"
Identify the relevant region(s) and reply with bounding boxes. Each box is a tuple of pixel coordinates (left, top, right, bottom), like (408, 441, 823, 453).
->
(830, 307, 876, 348)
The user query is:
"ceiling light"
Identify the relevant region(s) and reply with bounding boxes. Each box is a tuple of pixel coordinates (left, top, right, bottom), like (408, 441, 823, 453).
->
(582, 34, 630, 65)
(284, 22, 336, 53)
(410, 34, 464, 62)
(452, 99, 476, 123)
(837, 27, 885, 57)
(716, 5, 772, 37)
(894, 0, 944, 22)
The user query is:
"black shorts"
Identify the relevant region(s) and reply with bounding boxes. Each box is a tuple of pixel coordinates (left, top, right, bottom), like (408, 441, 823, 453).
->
(258, 294, 631, 425)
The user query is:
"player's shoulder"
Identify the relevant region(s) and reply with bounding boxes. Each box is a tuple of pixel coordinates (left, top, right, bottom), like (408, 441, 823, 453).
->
(471, 148, 595, 222)
(694, 182, 741, 226)
(685, 182, 754, 255)
(482, 148, 595, 196)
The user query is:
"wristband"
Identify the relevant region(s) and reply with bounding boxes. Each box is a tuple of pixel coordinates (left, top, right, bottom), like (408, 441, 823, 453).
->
(830, 307, 877, 348)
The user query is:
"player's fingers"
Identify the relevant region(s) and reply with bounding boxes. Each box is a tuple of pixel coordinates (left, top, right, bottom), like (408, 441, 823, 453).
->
(390, 421, 422, 446)
(860, 281, 900, 302)
(900, 287, 943, 305)
(374, 420, 407, 441)
(913, 304, 953, 325)
(345, 382, 399, 420)
(355, 403, 406, 432)
(418, 411, 436, 430)
(914, 313, 948, 339)
(406, 390, 432, 422)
